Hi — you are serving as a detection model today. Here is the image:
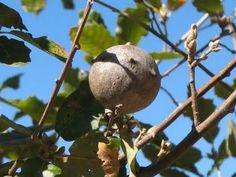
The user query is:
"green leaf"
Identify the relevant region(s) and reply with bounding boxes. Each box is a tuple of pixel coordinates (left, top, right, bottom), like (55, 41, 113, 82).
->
(21, 0, 46, 14)
(226, 120, 236, 157)
(215, 79, 236, 100)
(55, 131, 106, 177)
(55, 79, 103, 141)
(19, 158, 48, 177)
(43, 164, 62, 177)
(0, 131, 42, 159)
(146, 0, 162, 12)
(0, 96, 56, 124)
(121, 137, 138, 177)
(167, 0, 187, 11)
(79, 10, 106, 27)
(116, 4, 150, 45)
(0, 3, 27, 30)
(0, 73, 22, 92)
(8, 30, 68, 62)
(63, 68, 87, 95)
(0, 36, 31, 66)
(70, 23, 117, 63)
(62, 0, 74, 9)
(192, 0, 224, 15)
(150, 52, 183, 60)
(174, 147, 202, 176)
(0, 114, 31, 135)
(161, 168, 188, 177)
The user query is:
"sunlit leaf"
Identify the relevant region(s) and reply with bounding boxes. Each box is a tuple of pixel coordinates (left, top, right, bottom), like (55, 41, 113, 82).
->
(55, 79, 103, 141)
(70, 24, 117, 63)
(0, 114, 31, 135)
(226, 120, 236, 157)
(8, 30, 68, 62)
(150, 52, 183, 60)
(20, 158, 48, 177)
(21, 0, 46, 14)
(122, 137, 138, 177)
(0, 96, 56, 124)
(0, 3, 27, 30)
(43, 164, 62, 177)
(161, 168, 189, 177)
(147, 0, 162, 12)
(167, 0, 187, 11)
(79, 10, 106, 27)
(193, 0, 224, 15)
(0, 73, 22, 92)
(0, 36, 31, 66)
(116, 4, 150, 45)
(54, 131, 106, 177)
(215, 79, 236, 100)
(62, 0, 74, 9)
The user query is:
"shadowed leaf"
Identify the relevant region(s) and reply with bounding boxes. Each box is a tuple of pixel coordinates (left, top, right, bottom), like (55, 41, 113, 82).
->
(62, 0, 74, 9)
(193, 0, 224, 15)
(8, 30, 68, 62)
(116, 4, 150, 45)
(0, 96, 56, 124)
(0, 114, 31, 135)
(150, 52, 183, 60)
(55, 131, 106, 177)
(21, 0, 46, 14)
(0, 3, 27, 30)
(0, 36, 31, 66)
(0, 73, 22, 92)
(20, 158, 48, 177)
(55, 79, 103, 141)
(185, 87, 218, 143)
(215, 79, 236, 100)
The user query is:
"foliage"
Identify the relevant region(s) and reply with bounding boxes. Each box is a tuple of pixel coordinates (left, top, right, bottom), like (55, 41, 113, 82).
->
(0, 1, 235, 177)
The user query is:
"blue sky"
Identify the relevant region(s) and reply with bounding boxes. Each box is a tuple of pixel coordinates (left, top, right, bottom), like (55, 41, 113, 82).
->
(0, 0, 235, 176)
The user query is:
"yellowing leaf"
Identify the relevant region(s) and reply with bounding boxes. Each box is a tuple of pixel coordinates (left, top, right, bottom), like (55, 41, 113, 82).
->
(167, 0, 187, 11)
(21, 0, 46, 14)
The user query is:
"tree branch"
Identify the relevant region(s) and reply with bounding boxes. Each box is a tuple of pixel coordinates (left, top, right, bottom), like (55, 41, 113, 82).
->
(138, 89, 236, 177)
(135, 59, 236, 149)
(7, 0, 94, 175)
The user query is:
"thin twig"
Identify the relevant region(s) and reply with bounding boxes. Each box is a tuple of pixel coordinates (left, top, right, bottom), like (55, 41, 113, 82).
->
(185, 24, 200, 126)
(135, 59, 236, 149)
(220, 43, 236, 54)
(160, 86, 179, 107)
(138, 89, 236, 177)
(7, 0, 94, 175)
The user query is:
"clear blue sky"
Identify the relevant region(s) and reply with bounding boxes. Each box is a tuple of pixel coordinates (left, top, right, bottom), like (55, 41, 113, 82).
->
(0, 0, 235, 176)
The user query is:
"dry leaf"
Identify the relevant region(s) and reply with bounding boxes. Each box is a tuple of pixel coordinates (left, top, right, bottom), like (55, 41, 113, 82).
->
(97, 142, 120, 177)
